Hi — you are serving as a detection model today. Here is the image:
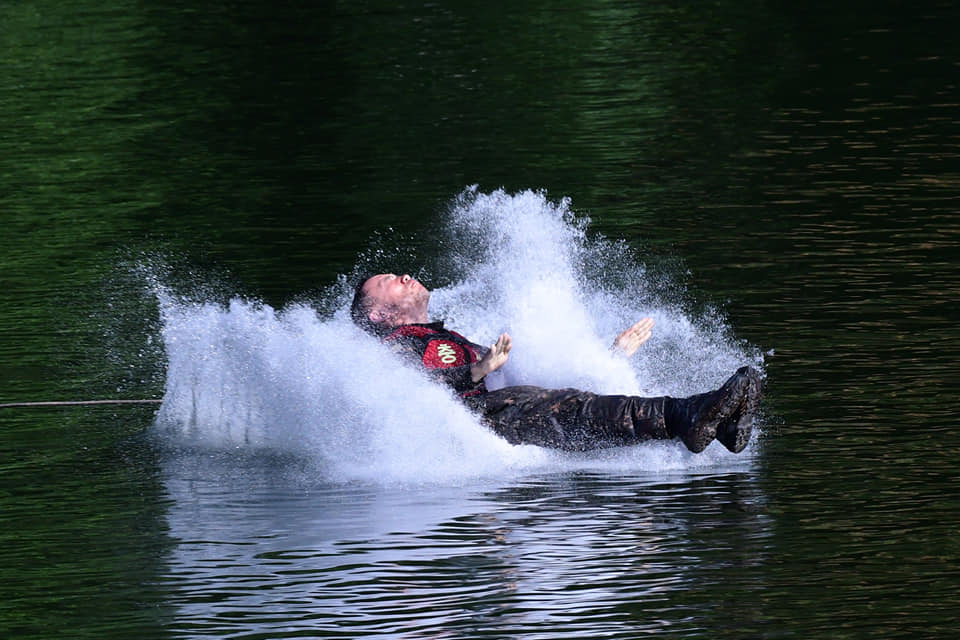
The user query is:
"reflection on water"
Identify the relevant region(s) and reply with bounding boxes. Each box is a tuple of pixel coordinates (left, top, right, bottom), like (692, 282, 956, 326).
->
(160, 448, 770, 638)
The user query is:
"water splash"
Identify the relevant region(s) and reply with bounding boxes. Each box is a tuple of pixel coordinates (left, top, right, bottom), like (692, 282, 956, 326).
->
(427, 188, 760, 397)
(152, 188, 764, 483)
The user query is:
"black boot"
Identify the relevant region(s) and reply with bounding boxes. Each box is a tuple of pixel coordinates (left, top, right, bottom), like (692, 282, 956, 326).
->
(716, 367, 762, 453)
(665, 367, 759, 453)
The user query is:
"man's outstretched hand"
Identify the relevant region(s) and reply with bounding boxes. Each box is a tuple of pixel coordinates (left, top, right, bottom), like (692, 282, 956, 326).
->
(471, 333, 513, 382)
(611, 317, 655, 357)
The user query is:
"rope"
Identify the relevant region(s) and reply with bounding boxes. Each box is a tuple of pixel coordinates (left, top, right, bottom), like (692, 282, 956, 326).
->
(0, 399, 163, 409)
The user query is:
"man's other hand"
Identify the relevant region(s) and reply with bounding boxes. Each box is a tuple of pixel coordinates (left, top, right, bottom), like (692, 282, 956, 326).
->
(611, 318, 655, 357)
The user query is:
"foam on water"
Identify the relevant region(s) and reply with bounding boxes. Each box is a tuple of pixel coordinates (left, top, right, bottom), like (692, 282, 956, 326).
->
(152, 188, 764, 483)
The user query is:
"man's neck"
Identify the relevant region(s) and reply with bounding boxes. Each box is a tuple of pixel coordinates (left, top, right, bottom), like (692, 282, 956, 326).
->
(403, 310, 431, 325)
(397, 318, 436, 327)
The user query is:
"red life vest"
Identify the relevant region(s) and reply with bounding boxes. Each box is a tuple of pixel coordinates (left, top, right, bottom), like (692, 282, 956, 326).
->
(382, 323, 482, 370)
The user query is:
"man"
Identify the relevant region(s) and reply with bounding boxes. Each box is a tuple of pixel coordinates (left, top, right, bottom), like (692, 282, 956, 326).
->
(351, 273, 762, 454)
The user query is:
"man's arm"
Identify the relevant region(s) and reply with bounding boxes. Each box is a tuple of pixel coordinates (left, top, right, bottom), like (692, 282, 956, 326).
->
(610, 318, 654, 357)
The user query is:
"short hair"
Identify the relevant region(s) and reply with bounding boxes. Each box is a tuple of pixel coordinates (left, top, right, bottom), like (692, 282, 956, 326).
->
(350, 275, 388, 336)
(350, 275, 373, 325)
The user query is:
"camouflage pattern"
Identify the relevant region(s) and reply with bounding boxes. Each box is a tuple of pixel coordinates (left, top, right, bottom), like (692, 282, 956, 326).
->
(467, 386, 670, 451)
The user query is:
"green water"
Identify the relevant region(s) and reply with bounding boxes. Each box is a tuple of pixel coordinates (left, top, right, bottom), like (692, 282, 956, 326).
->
(2, 1, 959, 638)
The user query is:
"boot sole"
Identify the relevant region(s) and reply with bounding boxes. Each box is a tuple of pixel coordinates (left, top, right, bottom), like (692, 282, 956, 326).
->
(682, 369, 755, 453)
(717, 367, 762, 453)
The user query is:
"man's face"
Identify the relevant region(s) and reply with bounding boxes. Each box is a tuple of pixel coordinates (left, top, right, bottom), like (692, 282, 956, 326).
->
(361, 273, 430, 326)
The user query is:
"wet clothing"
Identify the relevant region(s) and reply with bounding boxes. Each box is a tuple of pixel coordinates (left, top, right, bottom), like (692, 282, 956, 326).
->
(471, 386, 670, 450)
(384, 322, 671, 451)
(382, 322, 488, 398)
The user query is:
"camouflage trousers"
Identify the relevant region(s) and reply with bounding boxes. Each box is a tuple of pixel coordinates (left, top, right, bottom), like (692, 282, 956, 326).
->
(467, 385, 671, 451)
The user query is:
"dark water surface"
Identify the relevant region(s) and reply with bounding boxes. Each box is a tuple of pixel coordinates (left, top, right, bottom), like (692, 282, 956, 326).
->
(2, 1, 959, 638)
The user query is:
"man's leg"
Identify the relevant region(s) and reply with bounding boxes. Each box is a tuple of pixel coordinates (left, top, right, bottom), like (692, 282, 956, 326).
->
(472, 367, 761, 453)
(474, 386, 670, 451)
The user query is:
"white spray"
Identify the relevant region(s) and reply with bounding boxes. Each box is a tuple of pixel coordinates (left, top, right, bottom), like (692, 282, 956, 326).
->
(152, 188, 764, 483)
